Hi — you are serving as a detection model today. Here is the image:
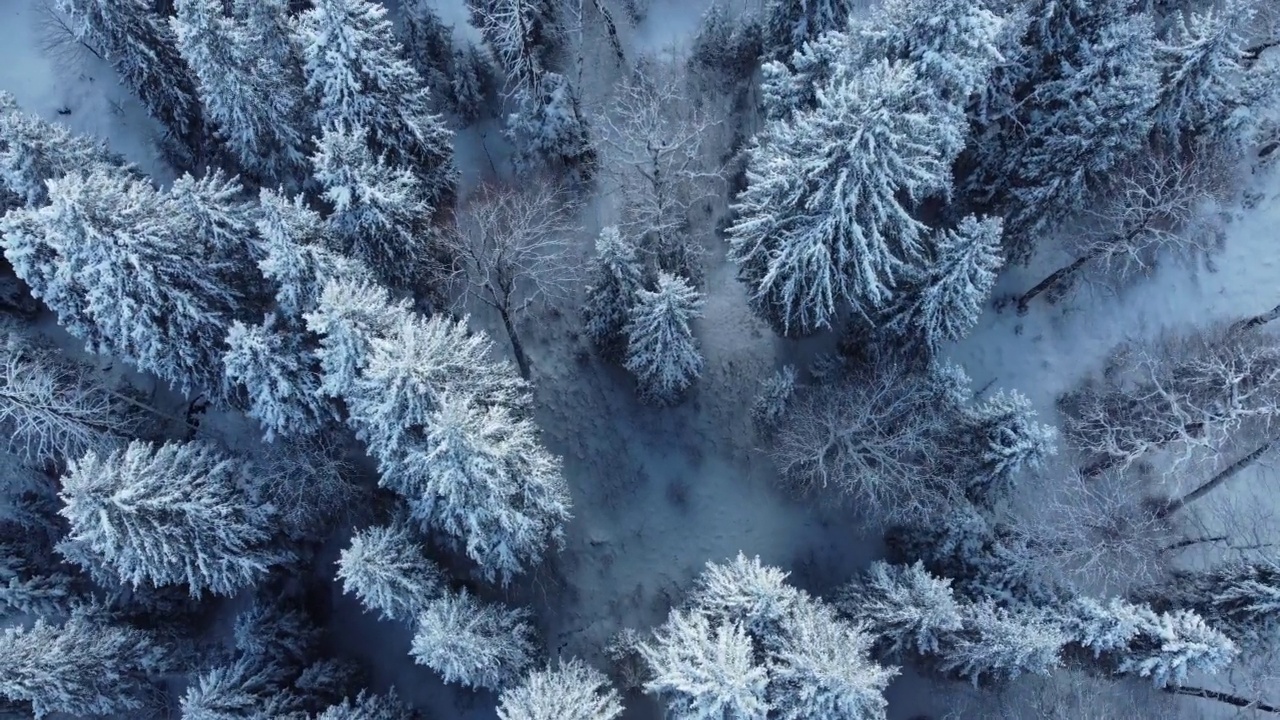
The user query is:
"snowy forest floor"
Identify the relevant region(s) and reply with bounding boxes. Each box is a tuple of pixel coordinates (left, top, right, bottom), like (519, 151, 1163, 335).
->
(4, 0, 1280, 717)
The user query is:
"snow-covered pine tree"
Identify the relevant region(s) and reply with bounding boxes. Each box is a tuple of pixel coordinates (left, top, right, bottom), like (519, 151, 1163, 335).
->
(937, 601, 1069, 685)
(728, 56, 956, 335)
(180, 657, 290, 720)
(304, 278, 409, 399)
(172, 0, 310, 185)
(506, 72, 596, 178)
(883, 215, 1003, 357)
(0, 92, 127, 206)
(751, 365, 800, 436)
(690, 2, 764, 87)
(1138, 560, 1280, 648)
(497, 659, 625, 720)
(467, 0, 560, 93)
(310, 126, 438, 287)
(399, 0, 456, 98)
(255, 189, 375, 321)
(336, 521, 445, 622)
(959, 389, 1057, 506)
(295, 0, 456, 198)
(582, 226, 645, 358)
(639, 610, 770, 720)
(1154, 0, 1267, 147)
(762, 0, 853, 62)
(450, 43, 501, 123)
(224, 314, 331, 442)
(0, 518, 82, 618)
(411, 589, 538, 690)
(838, 561, 965, 658)
(316, 690, 417, 720)
(58, 440, 281, 597)
(0, 610, 169, 718)
(55, 0, 202, 157)
(623, 272, 704, 405)
(167, 169, 263, 291)
(395, 393, 569, 583)
(0, 170, 247, 397)
(768, 599, 896, 720)
(690, 553, 804, 636)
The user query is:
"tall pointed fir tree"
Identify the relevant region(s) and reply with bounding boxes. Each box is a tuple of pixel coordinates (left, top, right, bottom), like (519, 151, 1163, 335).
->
(55, 0, 203, 159)
(412, 589, 538, 690)
(582, 226, 645, 358)
(0, 93, 128, 206)
(883, 215, 1003, 357)
(310, 126, 441, 288)
(497, 659, 626, 720)
(624, 272, 705, 405)
(0, 170, 252, 397)
(58, 440, 282, 597)
(336, 521, 445, 622)
(223, 314, 332, 442)
(398, 0, 457, 98)
(172, 0, 310, 185)
(0, 610, 170, 718)
(729, 51, 958, 335)
(295, 0, 456, 203)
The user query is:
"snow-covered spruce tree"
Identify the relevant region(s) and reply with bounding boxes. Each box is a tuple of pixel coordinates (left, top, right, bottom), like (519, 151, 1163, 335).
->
(770, 599, 896, 720)
(0, 170, 249, 397)
(55, 0, 202, 156)
(58, 440, 281, 597)
(583, 226, 645, 358)
(337, 521, 445, 622)
(467, 0, 561, 93)
(0, 92, 128, 206)
(762, 0, 853, 62)
(311, 126, 441, 288)
(638, 610, 771, 720)
(172, 0, 310, 185)
(0, 610, 169, 718)
(0, 331, 148, 465)
(168, 170, 262, 278)
(392, 393, 570, 583)
(883, 215, 1003, 357)
(623, 272, 704, 405)
(728, 56, 956, 336)
(1065, 596, 1238, 687)
(937, 601, 1069, 685)
(304, 278, 409, 399)
(256, 189, 376, 321)
(295, 0, 456, 197)
(838, 561, 965, 658)
(1137, 560, 1280, 649)
(316, 690, 417, 720)
(450, 43, 502, 123)
(751, 365, 800, 436)
(691, 553, 804, 636)
(180, 657, 292, 720)
(689, 2, 764, 87)
(224, 314, 331, 442)
(411, 589, 538, 690)
(497, 659, 625, 720)
(398, 0, 456, 103)
(957, 389, 1058, 508)
(506, 72, 597, 179)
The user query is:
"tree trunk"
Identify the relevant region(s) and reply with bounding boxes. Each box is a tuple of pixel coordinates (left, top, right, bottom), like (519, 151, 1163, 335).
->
(1164, 686, 1280, 714)
(1230, 303, 1280, 335)
(1160, 437, 1278, 518)
(1161, 535, 1228, 553)
(499, 309, 532, 380)
(1016, 252, 1095, 314)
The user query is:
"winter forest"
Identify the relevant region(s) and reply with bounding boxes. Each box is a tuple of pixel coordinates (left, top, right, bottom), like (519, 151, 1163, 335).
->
(1, 0, 1280, 717)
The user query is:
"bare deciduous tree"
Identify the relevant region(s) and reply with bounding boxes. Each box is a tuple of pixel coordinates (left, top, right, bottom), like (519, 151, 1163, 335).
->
(445, 184, 580, 379)
(596, 57, 724, 283)
(1017, 154, 1223, 313)
(771, 364, 958, 522)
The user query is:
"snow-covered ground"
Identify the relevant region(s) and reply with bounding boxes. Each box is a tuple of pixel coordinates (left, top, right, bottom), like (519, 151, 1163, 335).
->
(3, 0, 1279, 718)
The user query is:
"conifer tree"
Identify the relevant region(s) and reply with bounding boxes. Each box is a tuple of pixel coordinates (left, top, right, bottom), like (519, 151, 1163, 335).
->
(412, 589, 538, 690)
(497, 659, 626, 720)
(583, 226, 645, 358)
(838, 561, 965, 658)
(337, 521, 445, 622)
(58, 440, 281, 597)
(0, 610, 169, 718)
(172, 0, 310, 185)
(729, 56, 956, 335)
(762, 0, 853, 61)
(305, 278, 408, 399)
(639, 610, 770, 720)
(295, 0, 456, 199)
(224, 315, 331, 442)
(399, 0, 456, 96)
(958, 389, 1058, 507)
(624, 272, 704, 405)
(316, 690, 417, 720)
(937, 601, 1068, 684)
(691, 553, 803, 636)
(0, 92, 127, 205)
(884, 215, 1003, 356)
(55, 0, 202, 156)
(1138, 560, 1280, 649)
(506, 72, 596, 177)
